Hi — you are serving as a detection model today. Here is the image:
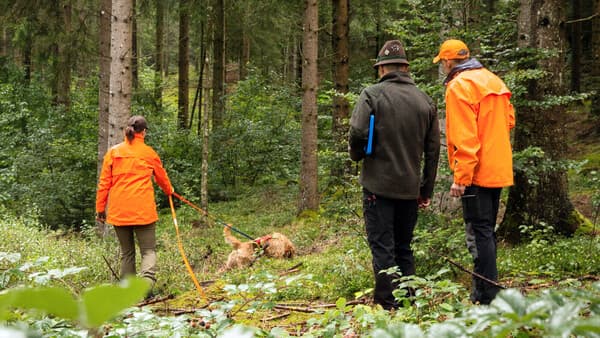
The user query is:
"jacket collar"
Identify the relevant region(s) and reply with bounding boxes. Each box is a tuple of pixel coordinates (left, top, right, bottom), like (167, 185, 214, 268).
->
(124, 133, 145, 144)
(443, 58, 484, 85)
(379, 71, 415, 85)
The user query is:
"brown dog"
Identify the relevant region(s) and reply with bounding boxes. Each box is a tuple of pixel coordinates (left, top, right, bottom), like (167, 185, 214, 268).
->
(221, 226, 296, 271)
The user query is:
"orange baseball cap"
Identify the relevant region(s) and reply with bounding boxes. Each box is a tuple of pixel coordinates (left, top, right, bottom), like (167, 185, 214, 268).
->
(432, 39, 470, 63)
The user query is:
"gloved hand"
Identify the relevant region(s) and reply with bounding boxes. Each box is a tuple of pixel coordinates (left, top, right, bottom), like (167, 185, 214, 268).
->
(96, 211, 106, 223)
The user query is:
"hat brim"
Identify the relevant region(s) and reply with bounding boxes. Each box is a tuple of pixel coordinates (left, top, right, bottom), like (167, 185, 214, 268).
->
(432, 55, 441, 64)
(373, 58, 409, 69)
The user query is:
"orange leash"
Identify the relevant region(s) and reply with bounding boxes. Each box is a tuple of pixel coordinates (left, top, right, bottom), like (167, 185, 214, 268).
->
(172, 192, 256, 241)
(173, 192, 209, 217)
(168, 194, 207, 301)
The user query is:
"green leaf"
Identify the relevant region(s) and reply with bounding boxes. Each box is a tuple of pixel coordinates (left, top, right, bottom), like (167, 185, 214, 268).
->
(80, 277, 149, 328)
(439, 303, 454, 312)
(492, 289, 527, 317)
(336, 297, 347, 310)
(370, 323, 424, 338)
(0, 287, 78, 320)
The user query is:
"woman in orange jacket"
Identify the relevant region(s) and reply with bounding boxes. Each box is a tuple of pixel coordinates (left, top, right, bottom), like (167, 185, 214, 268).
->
(434, 40, 515, 305)
(96, 115, 173, 288)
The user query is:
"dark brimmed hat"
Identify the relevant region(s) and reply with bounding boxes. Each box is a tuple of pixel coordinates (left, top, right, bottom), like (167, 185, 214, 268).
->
(128, 115, 148, 132)
(373, 40, 409, 68)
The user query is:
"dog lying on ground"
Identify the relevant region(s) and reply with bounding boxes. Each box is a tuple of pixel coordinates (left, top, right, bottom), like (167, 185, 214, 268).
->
(221, 226, 296, 271)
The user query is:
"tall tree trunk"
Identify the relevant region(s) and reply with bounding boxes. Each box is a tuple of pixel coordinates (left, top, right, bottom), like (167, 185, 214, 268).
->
(501, 0, 579, 242)
(592, 0, 600, 124)
(201, 57, 211, 216)
(374, 1, 381, 79)
(331, 0, 350, 177)
(240, 27, 250, 80)
(191, 23, 206, 132)
(22, 18, 33, 83)
(97, 0, 111, 236)
(298, 0, 319, 213)
(178, 0, 190, 129)
(154, 0, 165, 110)
(132, 0, 138, 89)
(53, 0, 72, 108)
(570, 0, 582, 92)
(98, 0, 111, 175)
(109, 0, 133, 147)
(212, 0, 225, 127)
(0, 26, 6, 57)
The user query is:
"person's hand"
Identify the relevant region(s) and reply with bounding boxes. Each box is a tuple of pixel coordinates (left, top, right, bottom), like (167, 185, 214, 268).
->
(417, 196, 431, 208)
(450, 183, 466, 197)
(96, 211, 106, 223)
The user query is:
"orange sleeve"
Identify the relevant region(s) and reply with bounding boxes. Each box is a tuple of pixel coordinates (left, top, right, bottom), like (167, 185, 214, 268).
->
(150, 150, 173, 195)
(446, 83, 480, 186)
(507, 100, 516, 130)
(95, 150, 113, 213)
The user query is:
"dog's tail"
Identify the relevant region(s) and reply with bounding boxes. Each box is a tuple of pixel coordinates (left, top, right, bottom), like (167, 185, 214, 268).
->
(223, 226, 242, 249)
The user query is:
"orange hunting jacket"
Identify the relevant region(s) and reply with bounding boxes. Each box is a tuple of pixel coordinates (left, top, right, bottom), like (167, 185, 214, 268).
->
(445, 63, 515, 188)
(96, 134, 173, 226)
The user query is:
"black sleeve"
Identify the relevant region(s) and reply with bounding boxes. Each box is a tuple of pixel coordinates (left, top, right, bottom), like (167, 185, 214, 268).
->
(420, 102, 441, 198)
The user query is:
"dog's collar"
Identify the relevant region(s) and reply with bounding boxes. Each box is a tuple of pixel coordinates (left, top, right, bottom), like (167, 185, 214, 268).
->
(254, 235, 272, 246)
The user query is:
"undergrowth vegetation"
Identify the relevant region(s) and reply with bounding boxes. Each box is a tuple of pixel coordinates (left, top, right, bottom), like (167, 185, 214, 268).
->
(0, 184, 598, 336)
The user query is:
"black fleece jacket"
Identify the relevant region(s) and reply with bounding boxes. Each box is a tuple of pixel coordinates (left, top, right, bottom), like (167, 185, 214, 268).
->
(348, 71, 440, 199)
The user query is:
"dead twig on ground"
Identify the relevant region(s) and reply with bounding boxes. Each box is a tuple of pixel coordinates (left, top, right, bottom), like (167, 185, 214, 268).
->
(136, 294, 175, 307)
(102, 254, 120, 281)
(273, 299, 366, 313)
(263, 312, 291, 321)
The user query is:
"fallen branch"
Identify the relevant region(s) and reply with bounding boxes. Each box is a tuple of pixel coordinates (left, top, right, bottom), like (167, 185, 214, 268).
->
(428, 246, 507, 289)
(137, 294, 175, 307)
(579, 275, 600, 282)
(262, 312, 291, 321)
(280, 268, 301, 276)
(441, 254, 507, 289)
(102, 255, 120, 281)
(273, 305, 317, 313)
(273, 299, 366, 313)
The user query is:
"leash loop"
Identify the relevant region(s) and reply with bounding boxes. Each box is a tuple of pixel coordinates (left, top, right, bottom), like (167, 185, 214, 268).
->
(168, 194, 207, 301)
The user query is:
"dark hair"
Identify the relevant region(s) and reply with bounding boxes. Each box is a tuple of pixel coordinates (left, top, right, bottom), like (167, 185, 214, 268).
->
(382, 63, 408, 72)
(125, 115, 148, 142)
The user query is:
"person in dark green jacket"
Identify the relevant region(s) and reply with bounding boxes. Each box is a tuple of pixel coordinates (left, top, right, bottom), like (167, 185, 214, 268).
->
(348, 40, 440, 310)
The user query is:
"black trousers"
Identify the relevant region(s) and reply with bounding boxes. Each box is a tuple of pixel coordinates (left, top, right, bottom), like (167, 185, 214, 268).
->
(462, 185, 502, 305)
(363, 189, 418, 309)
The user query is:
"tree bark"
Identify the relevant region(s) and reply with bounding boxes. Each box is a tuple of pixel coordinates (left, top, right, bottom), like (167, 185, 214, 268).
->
(52, 0, 72, 108)
(298, 0, 319, 213)
(570, 0, 582, 92)
(0, 25, 6, 57)
(212, 0, 225, 127)
(154, 0, 165, 110)
(501, 0, 578, 242)
(109, 0, 133, 147)
(98, 0, 111, 176)
(331, 0, 350, 177)
(22, 18, 33, 83)
(592, 0, 600, 122)
(201, 57, 211, 217)
(240, 27, 250, 80)
(178, 0, 190, 129)
(131, 0, 138, 89)
(97, 0, 112, 237)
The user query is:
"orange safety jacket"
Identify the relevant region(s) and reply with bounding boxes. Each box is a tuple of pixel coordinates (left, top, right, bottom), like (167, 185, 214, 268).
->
(96, 133, 173, 226)
(445, 64, 515, 188)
